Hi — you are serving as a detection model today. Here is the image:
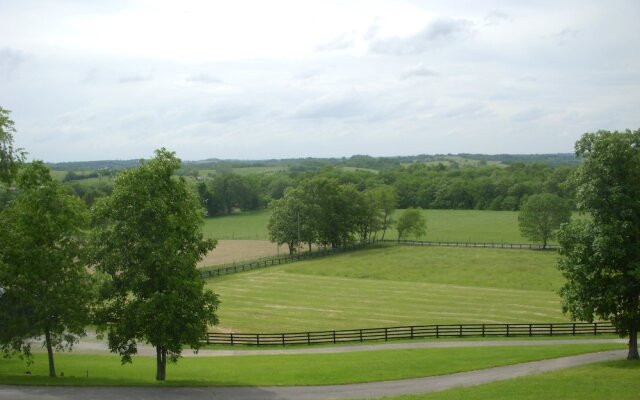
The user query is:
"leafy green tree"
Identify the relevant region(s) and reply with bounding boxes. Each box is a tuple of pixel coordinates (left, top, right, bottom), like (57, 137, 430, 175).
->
(396, 208, 426, 241)
(0, 107, 26, 185)
(518, 193, 572, 249)
(371, 185, 398, 241)
(0, 162, 92, 377)
(267, 187, 317, 254)
(89, 149, 219, 380)
(557, 129, 640, 360)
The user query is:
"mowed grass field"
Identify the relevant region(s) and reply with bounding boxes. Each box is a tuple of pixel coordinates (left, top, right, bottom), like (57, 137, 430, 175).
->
(0, 344, 624, 386)
(201, 209, 551, 242)
(206, 246, 567, 333)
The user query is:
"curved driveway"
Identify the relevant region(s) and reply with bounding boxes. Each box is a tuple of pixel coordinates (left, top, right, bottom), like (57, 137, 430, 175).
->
(0, 350, 625, 400)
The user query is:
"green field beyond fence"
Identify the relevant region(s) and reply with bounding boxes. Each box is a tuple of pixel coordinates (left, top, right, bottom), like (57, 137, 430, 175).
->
(202, 209, 544, 242)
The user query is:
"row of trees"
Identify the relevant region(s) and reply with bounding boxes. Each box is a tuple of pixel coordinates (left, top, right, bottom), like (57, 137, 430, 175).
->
(267, 177, 428, 253)
(0, 114, 218, 381)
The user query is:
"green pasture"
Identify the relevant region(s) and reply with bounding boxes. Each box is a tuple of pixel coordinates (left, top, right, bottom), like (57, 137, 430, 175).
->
(206, 246, 567, 333)
(202, 209, 535, 242)
(395, 359, 639, 400)
(0, 344, 623, 386)
(202, 210, 272, 240)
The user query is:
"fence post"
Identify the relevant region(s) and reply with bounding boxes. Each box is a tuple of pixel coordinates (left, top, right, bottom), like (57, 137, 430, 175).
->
(594, 322, 597, 335)
(529, 324, 532, 337)
(333, 331, 336, 344)
(230, 333, 234, 346)
(410, 326, 414, 339)
(307, 332, 311, 345)
(550, 323, 553, 336)
(506, 324, 510, 337)
(256, 334, 260, 347)
(282, 333, 285, 347)
(459, 324, 462, 337)
(436, 325, 439, 338)
(360, 329, 363, 342)
(384, 327, 388, 341)
(572, 323, 576, 335)
(482, 324, 485, 337)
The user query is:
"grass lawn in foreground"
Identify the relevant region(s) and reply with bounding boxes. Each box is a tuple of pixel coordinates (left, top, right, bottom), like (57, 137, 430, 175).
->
(206, 246, 566, 333)
(391, 359, 640, 400)
(0, 344, 623, 386)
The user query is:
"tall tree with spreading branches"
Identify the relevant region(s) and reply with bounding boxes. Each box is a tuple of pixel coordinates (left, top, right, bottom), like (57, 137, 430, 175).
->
(518, 193, 572, 249)
(89, 149, 220, 380)
(557, 129, 640, 360)
(0, 162, 92, 377)
(0, 107, 26, 185)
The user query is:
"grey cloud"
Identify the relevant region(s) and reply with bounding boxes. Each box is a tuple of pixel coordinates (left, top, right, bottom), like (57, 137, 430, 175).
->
(316, 33, 354, 52)
(484, 11, 511, 26)
(441, 103, 491, 119)
(401, 63, 439, 80)
(369, 18, 473, 55)
(291, 95, 367, 120)
(0, 47, 28, 78)
(203, 104, 256, 123)
(549, 28, 580, 45)
(118, 73, 152, 83)
(186, 73, 222, 84)
(511, 107, 546, 122)
(363, 19, 381, 41)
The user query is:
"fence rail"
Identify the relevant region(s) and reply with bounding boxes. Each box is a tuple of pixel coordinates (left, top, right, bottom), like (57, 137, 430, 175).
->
(204, 322, 615, 346)
(199, 242, 372, 279)
(385, 239, 560, 250)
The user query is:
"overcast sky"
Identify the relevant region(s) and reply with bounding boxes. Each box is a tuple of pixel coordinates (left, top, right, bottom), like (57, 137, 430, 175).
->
(1, 0, 639, 162)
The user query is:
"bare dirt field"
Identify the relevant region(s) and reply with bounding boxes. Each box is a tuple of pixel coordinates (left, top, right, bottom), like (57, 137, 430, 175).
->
(198, 240, 285, 267)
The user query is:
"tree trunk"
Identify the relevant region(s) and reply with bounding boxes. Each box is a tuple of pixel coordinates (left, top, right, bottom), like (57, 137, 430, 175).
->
(628, 321, 639, 360)
(542, 238, 547, 250)
(44, 327, 56, 378)
(156, 346, 167, 381)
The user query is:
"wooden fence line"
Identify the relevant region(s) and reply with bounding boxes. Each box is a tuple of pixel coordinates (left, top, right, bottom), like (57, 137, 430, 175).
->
(384, 239, 560, 250)
(200, 239, 558, 279)
(204, 322, 615, 346)
(199, 242, 372, 279)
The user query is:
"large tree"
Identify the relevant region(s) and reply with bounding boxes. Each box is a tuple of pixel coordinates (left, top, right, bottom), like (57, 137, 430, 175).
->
(0, 162, 92, 377)
(557, 129, 640, 360)
(0, 107, 26, 185)
(518, 193, 572, 249)
(89, 149, 220, 380)
(267, 187, 317, 254)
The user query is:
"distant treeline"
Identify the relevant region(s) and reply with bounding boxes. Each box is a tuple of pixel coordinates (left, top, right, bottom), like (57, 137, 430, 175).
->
(36, 154, 579, 212)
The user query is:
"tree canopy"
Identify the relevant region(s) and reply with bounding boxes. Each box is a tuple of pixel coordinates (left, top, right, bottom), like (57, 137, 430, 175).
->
(518, 193, 572, 249)
(557, 129, 640, 360)
(0, 162, 92, 377)
(89, 149, 219, 380)
(396, 208, 427, 241)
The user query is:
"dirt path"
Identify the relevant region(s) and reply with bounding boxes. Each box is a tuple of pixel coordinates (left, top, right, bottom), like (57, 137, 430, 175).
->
(198, 240, 283, 267)
(0, 350, 625, 400)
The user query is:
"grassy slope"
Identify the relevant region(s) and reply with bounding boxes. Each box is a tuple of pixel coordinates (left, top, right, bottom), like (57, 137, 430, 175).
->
(206, 246, 566, 332)
(0, 344, 623, 386)
(393, 359, 640, 400)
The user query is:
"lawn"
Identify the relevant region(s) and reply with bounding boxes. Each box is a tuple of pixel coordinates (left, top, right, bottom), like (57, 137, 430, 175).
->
(393, 359, 640, 400)
(205, 246, 567, 333)
(0, 344, 623, 386)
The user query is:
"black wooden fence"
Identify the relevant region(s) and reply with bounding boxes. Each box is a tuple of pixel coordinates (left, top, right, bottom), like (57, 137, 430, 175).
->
(199, 242, 372, 278)
(204, 322, 615, 346)
(384, 239, 560, 250)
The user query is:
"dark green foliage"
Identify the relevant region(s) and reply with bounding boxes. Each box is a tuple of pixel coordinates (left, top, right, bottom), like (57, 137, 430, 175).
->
(0, 162, 93, 377)
(518, 193, 572, 249)
(89, 149, 220, 380)
(557, 129, 640, 360)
